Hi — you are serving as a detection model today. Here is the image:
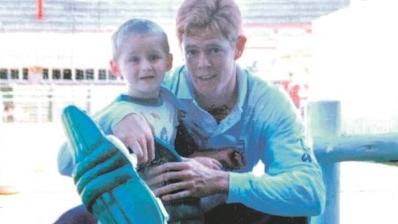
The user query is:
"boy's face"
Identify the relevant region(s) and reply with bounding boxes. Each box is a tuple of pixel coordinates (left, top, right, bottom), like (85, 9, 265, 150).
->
(111, 34, 172, 98)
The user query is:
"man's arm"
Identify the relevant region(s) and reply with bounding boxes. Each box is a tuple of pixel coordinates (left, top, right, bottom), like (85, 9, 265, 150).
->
(225, 89, 325, 216)
(146, 125, 324, 217)
(145, 87, 326, 217)
(146, 158, 230, 199)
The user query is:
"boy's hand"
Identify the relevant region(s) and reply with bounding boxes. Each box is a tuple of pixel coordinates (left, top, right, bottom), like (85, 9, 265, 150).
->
(112, 113, 155, 165)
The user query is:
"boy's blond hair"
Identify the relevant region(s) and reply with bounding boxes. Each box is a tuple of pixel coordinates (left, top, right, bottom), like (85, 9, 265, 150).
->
(112, 18, 170, 59)
(176, 0, 243, 44)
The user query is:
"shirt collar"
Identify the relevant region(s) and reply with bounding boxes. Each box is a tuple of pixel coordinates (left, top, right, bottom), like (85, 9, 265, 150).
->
(175, 66, 194, 100)
(236, 66, 248, 111)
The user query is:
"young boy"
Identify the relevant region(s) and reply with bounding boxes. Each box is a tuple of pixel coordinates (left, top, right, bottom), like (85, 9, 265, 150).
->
(100, 18, 208, 223)
(58, 19, 204, 224)
(97, 18, 176, 156)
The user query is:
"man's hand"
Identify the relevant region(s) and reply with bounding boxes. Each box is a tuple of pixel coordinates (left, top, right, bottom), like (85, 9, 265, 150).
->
(112, 113, 155, 165)
(191, 156, 223, 170)
(146, 158, 229, 201)
(190, 148, 245, 170)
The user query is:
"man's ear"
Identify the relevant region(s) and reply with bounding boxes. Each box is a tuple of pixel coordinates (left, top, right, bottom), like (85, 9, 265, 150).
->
(234, 35, 247, 60)
(109, 59, 121, 77)
(166, 53, 173, 71)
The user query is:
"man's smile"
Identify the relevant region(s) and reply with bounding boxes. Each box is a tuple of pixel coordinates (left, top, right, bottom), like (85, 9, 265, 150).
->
(196, 74, 216, 81)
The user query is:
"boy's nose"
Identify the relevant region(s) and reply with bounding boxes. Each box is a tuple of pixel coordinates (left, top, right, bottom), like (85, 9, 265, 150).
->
(141, 59, 152, 71)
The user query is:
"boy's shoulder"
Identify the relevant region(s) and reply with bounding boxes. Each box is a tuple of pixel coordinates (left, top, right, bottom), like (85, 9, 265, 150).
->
(93, 96, 120, 119)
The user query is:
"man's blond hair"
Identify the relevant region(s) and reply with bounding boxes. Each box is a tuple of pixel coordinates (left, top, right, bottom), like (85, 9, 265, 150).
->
(176, 0, 243, 44)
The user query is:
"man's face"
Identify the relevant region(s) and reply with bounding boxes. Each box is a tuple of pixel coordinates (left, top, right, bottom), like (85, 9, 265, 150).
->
(182, 29, 237, 98)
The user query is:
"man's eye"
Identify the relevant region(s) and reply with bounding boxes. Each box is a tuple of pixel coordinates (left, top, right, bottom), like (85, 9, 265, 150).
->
(209, 48, 221, 54)
(186, 49, 198, 57)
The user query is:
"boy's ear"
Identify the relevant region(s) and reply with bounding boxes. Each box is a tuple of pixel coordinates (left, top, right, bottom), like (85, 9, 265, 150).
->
(166, 53, 173, 71)
(109, 60, 121, 77)
(234, 35, 247, 60)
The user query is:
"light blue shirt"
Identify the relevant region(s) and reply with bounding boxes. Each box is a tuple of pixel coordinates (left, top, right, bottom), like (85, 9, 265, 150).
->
(163, 65, 325, 216)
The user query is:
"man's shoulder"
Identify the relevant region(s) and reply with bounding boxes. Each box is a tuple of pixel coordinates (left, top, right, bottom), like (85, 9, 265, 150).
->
(242, 69, 293, 116)
(244, 69, 283, 101)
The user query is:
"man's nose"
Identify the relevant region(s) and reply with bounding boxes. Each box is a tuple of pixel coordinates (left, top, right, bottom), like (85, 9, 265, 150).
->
(197, 52, 211, 67)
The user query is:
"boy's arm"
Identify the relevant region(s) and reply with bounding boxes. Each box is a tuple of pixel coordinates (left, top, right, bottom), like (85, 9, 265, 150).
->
(112, 113, 155, 165)
(97, 102, 155, 165)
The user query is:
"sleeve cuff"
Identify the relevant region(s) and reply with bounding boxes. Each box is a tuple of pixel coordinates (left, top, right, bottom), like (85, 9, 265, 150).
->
(109, 110, 137, 133)
(226, 172, 252, 203)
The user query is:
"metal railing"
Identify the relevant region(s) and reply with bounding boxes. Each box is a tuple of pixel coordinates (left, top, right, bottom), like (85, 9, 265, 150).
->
(0, 84, 124, 123)
(309, 101, 398, 224)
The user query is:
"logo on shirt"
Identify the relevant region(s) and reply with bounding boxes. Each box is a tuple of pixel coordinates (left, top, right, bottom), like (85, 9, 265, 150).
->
(301, 153, 312, 162)
(299, 138, 313, 163)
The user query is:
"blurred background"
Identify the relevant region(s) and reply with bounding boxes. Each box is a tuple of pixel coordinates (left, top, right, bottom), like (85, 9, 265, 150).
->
(0, 0, 397, 223)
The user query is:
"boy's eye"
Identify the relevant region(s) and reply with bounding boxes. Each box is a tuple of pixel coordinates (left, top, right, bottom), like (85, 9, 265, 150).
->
(128, 57, 140, 63)
(148, 55, 161, 61)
